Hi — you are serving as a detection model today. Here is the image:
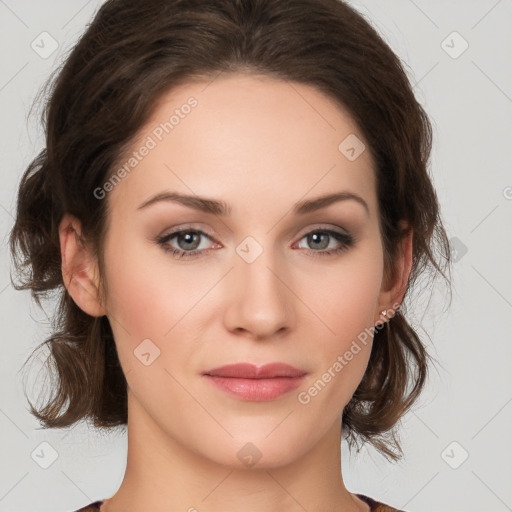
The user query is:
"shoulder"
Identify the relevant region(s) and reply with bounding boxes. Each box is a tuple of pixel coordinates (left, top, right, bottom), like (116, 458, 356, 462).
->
(73, 501, 104, 511)
(356, 494, 407, 512)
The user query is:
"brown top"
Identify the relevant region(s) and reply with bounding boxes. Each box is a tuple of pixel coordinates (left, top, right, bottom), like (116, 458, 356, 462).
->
(74, 494, 406, 511)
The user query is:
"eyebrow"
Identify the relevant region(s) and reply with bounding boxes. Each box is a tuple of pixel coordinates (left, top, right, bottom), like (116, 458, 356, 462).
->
(137, 190, 369, 216)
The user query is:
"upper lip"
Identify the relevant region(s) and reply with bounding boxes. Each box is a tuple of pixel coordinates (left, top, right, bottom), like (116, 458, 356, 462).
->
(203, 363, 307, 379)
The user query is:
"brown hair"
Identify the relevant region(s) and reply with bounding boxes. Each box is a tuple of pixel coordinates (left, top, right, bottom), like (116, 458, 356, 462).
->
(9, 0, 452, 462)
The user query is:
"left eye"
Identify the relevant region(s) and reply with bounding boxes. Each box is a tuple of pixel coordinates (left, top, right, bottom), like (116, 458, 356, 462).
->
(157, 229, 213, 258)
(156, 228, 354, 259)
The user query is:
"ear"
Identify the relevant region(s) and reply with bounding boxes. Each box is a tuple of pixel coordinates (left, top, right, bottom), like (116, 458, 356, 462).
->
(375, 220, 413, 325)
(59, 213, 107, 317)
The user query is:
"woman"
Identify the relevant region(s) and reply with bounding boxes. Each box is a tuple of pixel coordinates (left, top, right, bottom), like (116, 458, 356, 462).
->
(9, 0, 452, 510)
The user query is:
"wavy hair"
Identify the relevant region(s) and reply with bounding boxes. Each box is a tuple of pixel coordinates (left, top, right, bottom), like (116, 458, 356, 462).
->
(9, 0, 452, 462)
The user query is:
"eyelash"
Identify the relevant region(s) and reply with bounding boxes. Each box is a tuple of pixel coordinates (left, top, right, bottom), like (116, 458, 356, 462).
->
(156, 226, 355, 260)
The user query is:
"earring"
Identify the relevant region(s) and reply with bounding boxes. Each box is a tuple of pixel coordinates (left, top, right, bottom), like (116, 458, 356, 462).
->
(375, 309, 389, 327)
(377, 304, 401, 326)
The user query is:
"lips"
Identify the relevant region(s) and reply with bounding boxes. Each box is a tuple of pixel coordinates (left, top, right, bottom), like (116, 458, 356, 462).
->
(203, 362, 307, 379)
(203, 363, 308, 401)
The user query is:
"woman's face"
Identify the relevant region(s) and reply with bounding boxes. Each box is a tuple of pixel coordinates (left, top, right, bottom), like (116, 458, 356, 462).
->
(98, 73, 390, 468)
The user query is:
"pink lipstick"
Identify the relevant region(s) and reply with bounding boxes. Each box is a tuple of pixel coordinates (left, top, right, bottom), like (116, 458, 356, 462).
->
(203, 362, 307, 401)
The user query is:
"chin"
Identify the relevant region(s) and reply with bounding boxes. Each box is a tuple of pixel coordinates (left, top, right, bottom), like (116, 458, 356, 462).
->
(197, 431, 310, 470)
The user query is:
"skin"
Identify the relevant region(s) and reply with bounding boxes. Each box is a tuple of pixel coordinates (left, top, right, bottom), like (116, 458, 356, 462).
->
(59, 73, 412, 512)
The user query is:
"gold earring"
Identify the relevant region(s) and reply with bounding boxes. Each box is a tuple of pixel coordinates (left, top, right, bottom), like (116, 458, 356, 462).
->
(377, 304, 401, 326)
(375, 309, 389, 327)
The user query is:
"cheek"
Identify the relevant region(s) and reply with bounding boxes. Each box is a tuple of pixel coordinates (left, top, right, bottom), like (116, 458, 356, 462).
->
(100, 230, 175, 367)
(101, 231, 214, 371)
(105, 252, 166, 337)
(304, 243, 384, 335)
(296, 245, 383, 407)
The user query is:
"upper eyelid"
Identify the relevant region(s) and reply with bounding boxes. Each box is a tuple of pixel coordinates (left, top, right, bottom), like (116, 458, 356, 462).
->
(161, 226, 218, 242)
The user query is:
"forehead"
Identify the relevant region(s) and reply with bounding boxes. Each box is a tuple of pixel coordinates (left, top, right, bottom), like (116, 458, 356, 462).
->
(107, 73, 376, 219)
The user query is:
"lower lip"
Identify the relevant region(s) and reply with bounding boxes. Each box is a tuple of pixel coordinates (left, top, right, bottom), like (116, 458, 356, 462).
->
(204, 375, 306, 401)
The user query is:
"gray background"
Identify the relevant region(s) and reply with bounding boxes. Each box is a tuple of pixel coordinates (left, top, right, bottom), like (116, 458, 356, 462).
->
(1, 1, 511, 511)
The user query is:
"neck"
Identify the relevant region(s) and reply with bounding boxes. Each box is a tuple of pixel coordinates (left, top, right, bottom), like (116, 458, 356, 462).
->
(101, 390, 368, 512)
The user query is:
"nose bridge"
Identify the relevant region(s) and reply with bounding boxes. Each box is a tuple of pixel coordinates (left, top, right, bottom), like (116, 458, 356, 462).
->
(224, 237, 292, 337)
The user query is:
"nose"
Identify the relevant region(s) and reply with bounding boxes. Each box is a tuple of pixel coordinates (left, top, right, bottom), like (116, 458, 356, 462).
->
(222, 250, 294, 340)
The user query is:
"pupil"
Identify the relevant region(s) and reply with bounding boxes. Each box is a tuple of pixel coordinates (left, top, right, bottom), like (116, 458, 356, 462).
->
(310, 233, 328, 250)
(180, 232, 199, 250)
